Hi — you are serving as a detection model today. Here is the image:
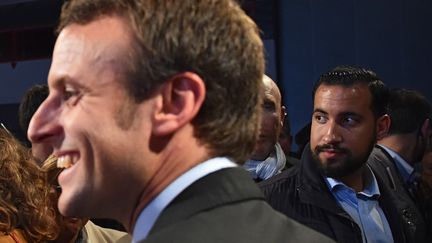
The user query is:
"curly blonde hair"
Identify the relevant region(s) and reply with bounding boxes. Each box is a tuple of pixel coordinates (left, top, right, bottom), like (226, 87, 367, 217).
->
(0, 129, 59, 242)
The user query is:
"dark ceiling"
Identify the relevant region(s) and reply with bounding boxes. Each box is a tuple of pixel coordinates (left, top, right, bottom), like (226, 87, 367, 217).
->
(0, 0, 63, 64)
(0, 0, 275, 64)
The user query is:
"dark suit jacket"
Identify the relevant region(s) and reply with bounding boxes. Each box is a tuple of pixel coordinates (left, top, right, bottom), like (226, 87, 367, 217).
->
(140, 167, 334, 243)
(367, 145, 429, 242)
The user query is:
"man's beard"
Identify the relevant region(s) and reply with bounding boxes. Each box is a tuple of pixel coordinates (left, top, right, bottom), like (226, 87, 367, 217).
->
(312, 141, 375, 179)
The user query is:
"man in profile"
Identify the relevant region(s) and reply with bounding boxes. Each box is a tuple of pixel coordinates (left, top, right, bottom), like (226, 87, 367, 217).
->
(261, 66, 426, 242)
(28, 0, 332, 242)
(19, 85, 131, 242)
(368, 88, 431, 239)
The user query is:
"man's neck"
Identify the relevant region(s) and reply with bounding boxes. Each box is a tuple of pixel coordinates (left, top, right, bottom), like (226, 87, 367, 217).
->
(338, 166, 366, 192)
(127, 125, 209, 232)
(379, 133, 417, 165)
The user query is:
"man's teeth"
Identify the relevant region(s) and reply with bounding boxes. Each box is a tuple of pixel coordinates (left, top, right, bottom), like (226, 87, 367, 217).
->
(57, 155, 74, 169)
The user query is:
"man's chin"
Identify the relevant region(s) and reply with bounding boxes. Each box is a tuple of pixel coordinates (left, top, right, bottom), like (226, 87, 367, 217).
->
(321, 167, 348, 179)
(319, 162, 345, 178)
(319, 158, 365, 179)
(313, 156, 350, 178)
(58, 194, 84, 219)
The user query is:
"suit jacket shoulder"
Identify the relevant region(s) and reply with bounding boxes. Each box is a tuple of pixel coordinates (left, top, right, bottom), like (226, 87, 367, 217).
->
(142, 167, 334, 243)
(367, 145, 429, 242)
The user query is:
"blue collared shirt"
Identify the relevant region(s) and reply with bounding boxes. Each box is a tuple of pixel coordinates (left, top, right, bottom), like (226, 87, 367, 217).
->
(325, 166, 394, 243)
(132, 157, 237, 242)
(378, 144, 414, 183)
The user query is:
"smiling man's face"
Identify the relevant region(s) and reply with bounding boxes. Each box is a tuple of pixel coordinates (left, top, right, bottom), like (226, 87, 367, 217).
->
(28, 16, 156, 220)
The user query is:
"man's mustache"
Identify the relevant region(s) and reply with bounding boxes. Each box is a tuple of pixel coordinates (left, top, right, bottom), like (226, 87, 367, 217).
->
(315, 144, 350, 154)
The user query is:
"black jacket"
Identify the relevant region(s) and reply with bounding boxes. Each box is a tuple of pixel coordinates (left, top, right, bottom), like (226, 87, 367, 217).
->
(141, 167, 334, 243)
(260, 145, 421, 243)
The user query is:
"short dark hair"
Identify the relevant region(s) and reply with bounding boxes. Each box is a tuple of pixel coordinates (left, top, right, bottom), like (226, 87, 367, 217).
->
(387, 88, 431, 134)
(18, 85, 49, 134)
(58, 0, 264, 162)
(312, 65, 389, 118)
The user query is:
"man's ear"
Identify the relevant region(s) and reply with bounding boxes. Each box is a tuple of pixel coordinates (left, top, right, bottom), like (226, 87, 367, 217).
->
(421, 118, 431, 138)
(421, 118, 432, 151)
(152, 72, 205, 136)
(280, 105, 286, 127)
(376, 114, 391, 140)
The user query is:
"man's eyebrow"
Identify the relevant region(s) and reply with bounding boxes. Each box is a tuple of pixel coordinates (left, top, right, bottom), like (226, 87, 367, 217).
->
(50, 75, 69, 89)
(50, 75, 87, 91)
(313, 108, 327, 114)
(339, 112, 362, 118)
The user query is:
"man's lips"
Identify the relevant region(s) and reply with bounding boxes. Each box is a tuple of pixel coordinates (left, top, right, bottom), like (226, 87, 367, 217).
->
(320, 149, 343, 158)
(315, 145, 348, 158)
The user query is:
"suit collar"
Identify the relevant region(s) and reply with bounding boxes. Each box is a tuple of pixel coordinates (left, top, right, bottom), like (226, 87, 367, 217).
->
(149, 167, 264, 235)
(133, 158, 236, 241)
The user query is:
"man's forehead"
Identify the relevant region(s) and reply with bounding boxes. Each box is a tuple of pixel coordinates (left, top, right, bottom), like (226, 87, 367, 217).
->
(49, 17, 132, 86)
(315, 83, 370, 100)
(314, 84, 373, 113)
(262, 76, 281, 104)
(55, 18, 131, 59)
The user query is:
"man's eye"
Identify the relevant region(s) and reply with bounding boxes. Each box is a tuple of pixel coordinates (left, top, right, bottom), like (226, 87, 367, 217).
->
(314, 115, 327, 124)
(262, 102, 276, 112)
(65, 91, 76, 99)
(342, 117, 358, 126)
(63, 88, 81, 105)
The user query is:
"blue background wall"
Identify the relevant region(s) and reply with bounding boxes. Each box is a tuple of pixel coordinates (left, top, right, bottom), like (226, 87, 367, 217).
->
(0, 59, 51, 104)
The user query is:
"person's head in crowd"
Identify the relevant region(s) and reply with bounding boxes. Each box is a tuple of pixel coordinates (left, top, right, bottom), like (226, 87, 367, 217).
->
(379, 88, 432, 164)
(251, 75, 285, 160)
(243, 75, 286, 181)
(310, 65, 389, 186)
(28, 0, 263, 231)
(0, 128, 58, 242)
(42, 155, 89, 243)
(18, 84, 51, 164)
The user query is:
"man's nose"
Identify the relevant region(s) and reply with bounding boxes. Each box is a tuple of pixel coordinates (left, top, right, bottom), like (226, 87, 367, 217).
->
(322, 121, 342, 144)
(27, 97, 62, 147)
